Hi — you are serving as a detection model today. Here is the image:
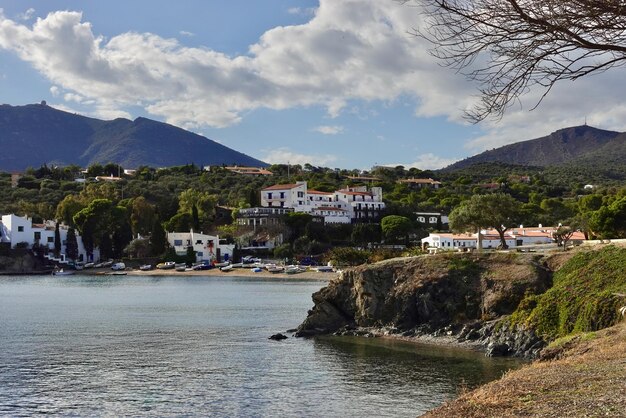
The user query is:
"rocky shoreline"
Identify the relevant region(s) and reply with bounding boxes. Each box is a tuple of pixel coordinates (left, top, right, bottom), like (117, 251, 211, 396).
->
(295, 252, 562, 359)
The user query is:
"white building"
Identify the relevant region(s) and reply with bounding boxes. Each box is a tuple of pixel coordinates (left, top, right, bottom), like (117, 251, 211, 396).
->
(167, 230, 235, 263)
(421, 226, 586, 251)
(260, 181, 385, 223)
(0, 214, 99, 262)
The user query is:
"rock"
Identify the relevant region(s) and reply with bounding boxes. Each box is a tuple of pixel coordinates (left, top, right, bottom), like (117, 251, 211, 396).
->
(486, 342, 510, 357)
(269, 333, 288, 341)
(285, 328, 297, 333)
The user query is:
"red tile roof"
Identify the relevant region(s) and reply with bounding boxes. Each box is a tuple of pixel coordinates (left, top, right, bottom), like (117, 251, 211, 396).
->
(338, 190, 372, 196)
(262, 183, 301, 191)
(308, 190, 332, 195)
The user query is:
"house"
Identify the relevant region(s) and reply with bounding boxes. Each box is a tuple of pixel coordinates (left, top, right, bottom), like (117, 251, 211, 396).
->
(260, 181, 385, 223)
(0, 214, 99, 262)
(421, 226, 586, 251)
(397, 178, 442, 189)
(167, 230, 235, 262)
(95, 174, 123, 182)
(415, 212, 449, 228)
(224, 166, 273, 176)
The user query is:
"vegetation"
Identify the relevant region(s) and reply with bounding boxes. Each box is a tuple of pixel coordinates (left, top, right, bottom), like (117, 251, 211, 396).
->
(510, 246, 626, 341)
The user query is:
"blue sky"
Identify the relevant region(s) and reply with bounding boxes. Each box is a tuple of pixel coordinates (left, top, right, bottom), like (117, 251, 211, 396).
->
(1, 1, 625, 170)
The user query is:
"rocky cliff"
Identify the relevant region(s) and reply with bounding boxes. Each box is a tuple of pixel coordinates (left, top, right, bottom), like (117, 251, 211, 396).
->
(297, 252, 559, 358)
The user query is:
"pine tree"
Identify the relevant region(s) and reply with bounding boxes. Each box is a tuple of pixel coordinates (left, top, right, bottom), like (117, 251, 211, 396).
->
(65, 227, 78, 261)
(54, 222, 61, 257)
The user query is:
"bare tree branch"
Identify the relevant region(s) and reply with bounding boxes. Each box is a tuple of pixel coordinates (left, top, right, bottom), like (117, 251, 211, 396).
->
(404, 0, 626, 122)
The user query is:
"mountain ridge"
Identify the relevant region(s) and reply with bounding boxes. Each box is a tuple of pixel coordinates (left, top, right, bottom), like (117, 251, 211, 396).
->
(0, 103, 266, 171)
(444, 125, 625, 171)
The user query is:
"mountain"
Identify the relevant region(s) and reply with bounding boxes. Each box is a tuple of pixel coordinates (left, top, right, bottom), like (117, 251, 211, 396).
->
(0, 103, 266, 171)
(444, 125, 625, 171)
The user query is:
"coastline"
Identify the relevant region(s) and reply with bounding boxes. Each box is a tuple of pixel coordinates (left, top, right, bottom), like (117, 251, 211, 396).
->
(85, 266, 338, 281)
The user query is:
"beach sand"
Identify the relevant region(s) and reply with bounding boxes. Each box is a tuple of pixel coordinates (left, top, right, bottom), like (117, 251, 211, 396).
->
(88, 266, 338, 281)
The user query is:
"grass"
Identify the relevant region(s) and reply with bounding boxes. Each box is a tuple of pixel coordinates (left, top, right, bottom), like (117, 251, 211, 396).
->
(509, 246, 626, 341)
(422, 320, 626, 417)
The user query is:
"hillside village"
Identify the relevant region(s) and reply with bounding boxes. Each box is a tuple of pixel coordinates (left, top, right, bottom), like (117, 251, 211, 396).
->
(1, 155, 623, 272)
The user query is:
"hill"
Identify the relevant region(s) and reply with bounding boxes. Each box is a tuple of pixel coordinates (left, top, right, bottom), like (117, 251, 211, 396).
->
(444, 125, 625, 171)
(0, 103, 266, 171)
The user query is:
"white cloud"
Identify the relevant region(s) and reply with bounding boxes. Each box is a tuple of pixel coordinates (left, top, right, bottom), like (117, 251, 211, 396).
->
(179, 30, 194, 37)
(389, 153, 458, 170)
(0, 3, 624, 153)
(287, 7, 316, 16)
(17, 8, 35, 21)
(49, 85, 60, 96)
(261, 147, 337, 166)
(314, 125, 343, 135)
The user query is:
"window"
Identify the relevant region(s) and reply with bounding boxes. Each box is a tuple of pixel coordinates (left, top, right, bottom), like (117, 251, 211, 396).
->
(196, 252, 203, 257)
(174, 239, 183, 246)
(186, 240, 191, 245)
(280, 192, 285, 198)
(429, 217, 438, 223)
(298, 201, 303, 205)
(267, 192, 273, 199)
(418, 217, 425, 223)
(297, 191, 304, 198)
(18, 226, 24, 232)
(34, 232, 41, 240)
(196, 240, 202, 244)
(47, 237, 54, 243)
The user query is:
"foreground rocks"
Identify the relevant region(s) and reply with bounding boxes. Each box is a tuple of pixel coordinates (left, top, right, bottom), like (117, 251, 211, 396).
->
(296, 252, 559, 358)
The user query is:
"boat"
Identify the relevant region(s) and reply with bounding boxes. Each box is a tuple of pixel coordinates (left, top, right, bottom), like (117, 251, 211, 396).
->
(107, 271, 127, 276)
(192, 261, 212, 270)
(251, 267, 263, 273)
(315, 266, 334, 272)
(175, 263, 187, 272)
(214, 261, 230, 268)
(285, 265, 306, 275)
(220, 265, 234, 272)
(139, 264, 153, 271)
(101, 261, 113, 268)
(267, 266, 284, 274)
(52, 268, 75, 276)
(83, 262, 95, 269)
(111, 262, 126, 271)
(156, 261, 176, 270)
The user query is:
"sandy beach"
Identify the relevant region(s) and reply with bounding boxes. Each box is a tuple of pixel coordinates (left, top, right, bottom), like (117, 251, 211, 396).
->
(89, 266, 338, 281)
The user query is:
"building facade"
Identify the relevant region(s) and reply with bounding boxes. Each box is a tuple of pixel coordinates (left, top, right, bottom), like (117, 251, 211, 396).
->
(167, 230, 235, 263)
(260, 181, 385, 223)
(0, 214, 99, 262)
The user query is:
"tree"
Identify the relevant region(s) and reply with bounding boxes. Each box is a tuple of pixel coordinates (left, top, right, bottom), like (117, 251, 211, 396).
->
(381, 215, 413, 245)
(65, 227, 78, 261)
(150, 217, 168, 256)
(410, 0, 626, 121)
(54, 222, 61, 257)
(351, 223, 382, 247)
(449, 193, 521, 249)
(130, 196, 156, 237)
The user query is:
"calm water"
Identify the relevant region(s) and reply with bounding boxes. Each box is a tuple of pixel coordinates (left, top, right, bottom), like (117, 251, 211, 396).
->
(0, 275, 520, 417)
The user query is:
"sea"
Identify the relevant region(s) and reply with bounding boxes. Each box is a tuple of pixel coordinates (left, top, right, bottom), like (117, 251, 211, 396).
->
(0, 275, 521, 417)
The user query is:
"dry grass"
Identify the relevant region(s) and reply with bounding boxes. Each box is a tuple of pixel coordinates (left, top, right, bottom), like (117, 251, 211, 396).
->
(422, 321, 626, 417)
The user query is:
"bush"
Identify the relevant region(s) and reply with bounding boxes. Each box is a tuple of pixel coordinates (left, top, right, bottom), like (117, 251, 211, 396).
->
(510, 246, 626, 341)
(326, 247, 371, 266)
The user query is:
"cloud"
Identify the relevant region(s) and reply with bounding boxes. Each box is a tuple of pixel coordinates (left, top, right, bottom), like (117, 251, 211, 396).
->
(17, 8, 35, 21)
(49, 85, 60, 96)
(314, 125, 343, 135)
(0, 3, 624, 153)
(179, 30, 194, 37)
(287, 7, 316, 16)
(261, 147, 337, 166)
(389, 153, 458, 170)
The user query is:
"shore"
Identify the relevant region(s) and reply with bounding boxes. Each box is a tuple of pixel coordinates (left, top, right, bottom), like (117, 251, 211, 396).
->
(87, 266, 338, 281)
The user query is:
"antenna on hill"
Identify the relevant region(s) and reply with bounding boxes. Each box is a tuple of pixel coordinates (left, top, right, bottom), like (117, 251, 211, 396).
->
(584, 116, 587, 126)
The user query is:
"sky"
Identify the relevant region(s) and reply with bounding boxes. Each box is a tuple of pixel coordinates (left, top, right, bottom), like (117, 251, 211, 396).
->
(1, 0, 626, 170)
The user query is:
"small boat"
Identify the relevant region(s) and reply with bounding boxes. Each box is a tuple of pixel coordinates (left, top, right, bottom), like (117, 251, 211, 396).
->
(267, 266, 284, 274)
(315, 266, 334, 273)
(175, 263, 187, 272)
(107, 271, 127, 276)
(156, 261, 176, 270)
(139, 264, 153, 271)
(111, 262, 126, 271)
(101, 261, 113, 268)
(251, 267, 263, 273)
(192, 261, 212, 270)
(83, 262, 95, 269)
(73, 263, 84, 271)
(52, 268, 75, 276)
(214, 261, 230, 268)
(220, 265, 234, 272)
